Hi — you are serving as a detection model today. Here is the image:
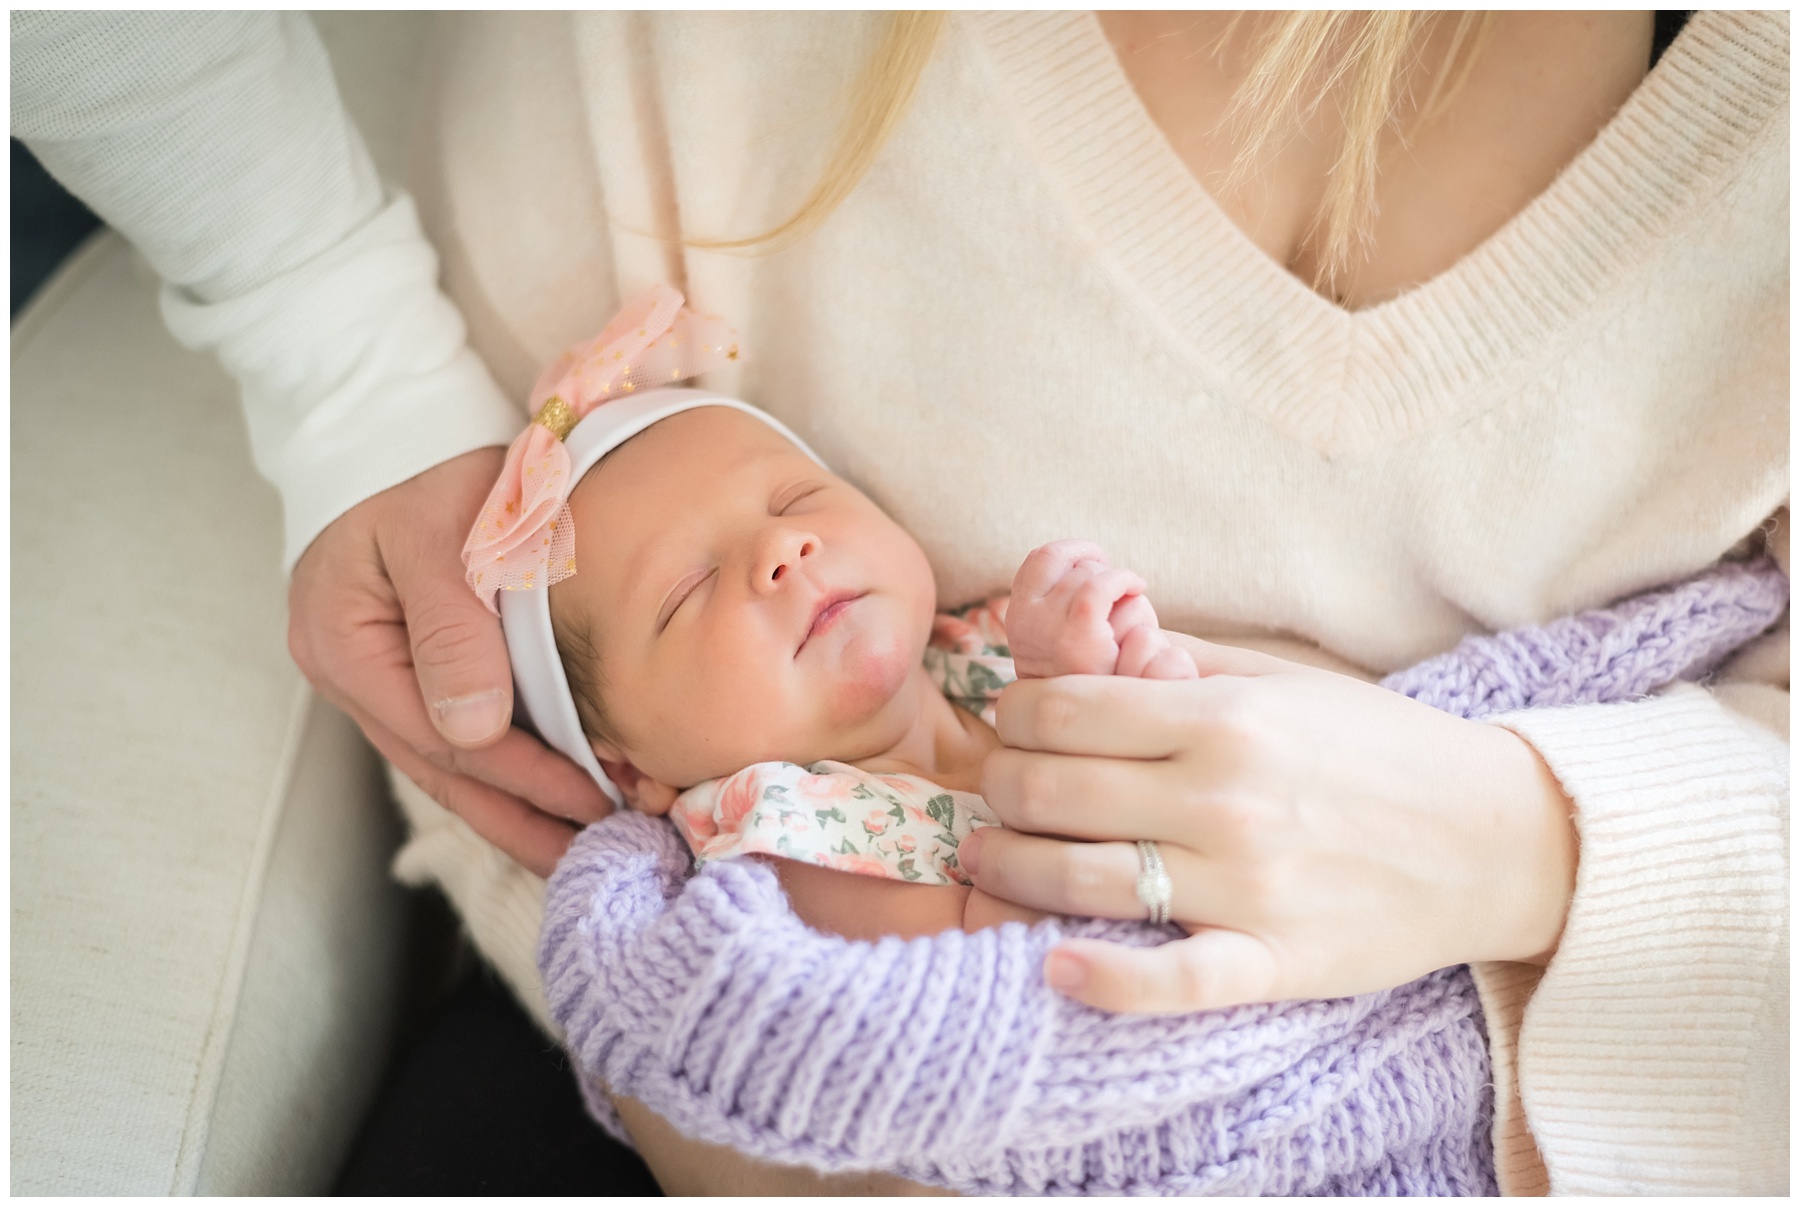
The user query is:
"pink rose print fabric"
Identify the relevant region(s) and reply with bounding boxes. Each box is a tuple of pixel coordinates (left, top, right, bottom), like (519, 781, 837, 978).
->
(922, 596, 1012, 728)
(668, 597, 1015, 885)
(671, 761, 997, 885)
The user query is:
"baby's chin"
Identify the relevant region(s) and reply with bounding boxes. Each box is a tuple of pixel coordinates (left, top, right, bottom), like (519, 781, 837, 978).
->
(824, 622, 925, 729)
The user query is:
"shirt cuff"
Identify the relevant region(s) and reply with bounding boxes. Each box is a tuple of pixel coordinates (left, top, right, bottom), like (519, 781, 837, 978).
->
(1476, 685, 1788, 1195)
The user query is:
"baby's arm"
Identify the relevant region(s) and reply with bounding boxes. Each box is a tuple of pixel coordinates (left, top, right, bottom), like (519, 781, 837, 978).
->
(774, 859, 1044, 940)
(1009, 539, 1198, 679)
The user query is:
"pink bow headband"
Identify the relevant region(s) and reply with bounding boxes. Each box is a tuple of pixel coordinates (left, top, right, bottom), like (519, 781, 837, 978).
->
(459, 286, 826, 804)
(462, 284, 739, 613)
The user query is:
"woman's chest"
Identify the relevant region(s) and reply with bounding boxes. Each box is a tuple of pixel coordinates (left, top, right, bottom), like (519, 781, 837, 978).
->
(1093, 12, 1657, 310)
(425, 13, 1786, 669)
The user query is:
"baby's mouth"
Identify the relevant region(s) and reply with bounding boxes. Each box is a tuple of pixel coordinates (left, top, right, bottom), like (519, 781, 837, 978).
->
(798, 590, 866, 656)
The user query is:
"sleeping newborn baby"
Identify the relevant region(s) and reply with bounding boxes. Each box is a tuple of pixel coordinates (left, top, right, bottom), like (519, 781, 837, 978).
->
(462, 285, 1196, 941)
(549, 404, 1191, 939)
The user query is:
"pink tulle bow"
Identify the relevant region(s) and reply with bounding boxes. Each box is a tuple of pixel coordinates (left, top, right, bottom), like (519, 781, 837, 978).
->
(462, 284, 739, 613)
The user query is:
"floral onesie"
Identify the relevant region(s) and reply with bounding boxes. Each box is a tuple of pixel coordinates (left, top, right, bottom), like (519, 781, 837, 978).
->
(669, 598, 1014, 886)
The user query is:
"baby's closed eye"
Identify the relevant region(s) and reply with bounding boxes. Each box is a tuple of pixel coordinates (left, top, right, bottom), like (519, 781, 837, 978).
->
(658, 566, 716, 632)
(770, 479, 827, 515)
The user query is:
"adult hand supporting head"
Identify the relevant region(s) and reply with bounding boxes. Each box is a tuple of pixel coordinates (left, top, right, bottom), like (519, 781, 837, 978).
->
(964, 639, 1578, 1014)
(288, 447, 613, 878)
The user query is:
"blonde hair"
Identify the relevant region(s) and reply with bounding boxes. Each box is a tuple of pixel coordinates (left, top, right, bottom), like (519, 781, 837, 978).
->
(709, 10, 1492, 287)
(1221, 11, 1495, 287)
(549, 585, 619, 746)
(689, 11, 949, 253)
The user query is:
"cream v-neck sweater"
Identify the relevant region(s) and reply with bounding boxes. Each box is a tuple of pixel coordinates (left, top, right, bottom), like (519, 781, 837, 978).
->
(413, 11, 1788, 1193)
(17, 9, 1788, 1195)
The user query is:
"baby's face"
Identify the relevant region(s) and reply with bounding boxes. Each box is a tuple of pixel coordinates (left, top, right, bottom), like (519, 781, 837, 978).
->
(553, 406, 937, 790)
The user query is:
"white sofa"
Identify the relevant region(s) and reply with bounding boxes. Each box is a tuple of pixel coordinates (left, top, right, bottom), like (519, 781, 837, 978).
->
(10, 14, 439, 1193)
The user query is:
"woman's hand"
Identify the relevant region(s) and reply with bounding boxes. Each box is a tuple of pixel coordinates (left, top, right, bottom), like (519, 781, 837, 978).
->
(288, 448, 612, 877)
(963, 640, 1578, 1014)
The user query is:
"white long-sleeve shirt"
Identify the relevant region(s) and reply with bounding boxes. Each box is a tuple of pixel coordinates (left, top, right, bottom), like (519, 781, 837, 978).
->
(11, 10, 520, 567)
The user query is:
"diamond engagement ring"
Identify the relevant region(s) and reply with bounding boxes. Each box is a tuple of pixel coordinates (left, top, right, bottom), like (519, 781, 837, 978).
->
(1135, 839, 1173, 925)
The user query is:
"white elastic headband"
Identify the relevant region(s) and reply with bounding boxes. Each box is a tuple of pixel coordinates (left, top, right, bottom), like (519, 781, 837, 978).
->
(498, 387, 826, 806)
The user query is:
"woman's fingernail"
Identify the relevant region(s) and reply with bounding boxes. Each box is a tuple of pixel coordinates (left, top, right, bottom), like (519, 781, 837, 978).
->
(435, 689, 509, 744)
(1045, 951, 1087, 991)
(959, 829, 985, 876)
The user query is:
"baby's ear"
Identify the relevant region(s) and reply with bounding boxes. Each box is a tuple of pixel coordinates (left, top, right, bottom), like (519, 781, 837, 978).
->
(593, 746, 680, 816)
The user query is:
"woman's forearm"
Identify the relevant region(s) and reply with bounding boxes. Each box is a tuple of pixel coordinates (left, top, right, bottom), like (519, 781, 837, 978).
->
(1475, 725, 1577, 965)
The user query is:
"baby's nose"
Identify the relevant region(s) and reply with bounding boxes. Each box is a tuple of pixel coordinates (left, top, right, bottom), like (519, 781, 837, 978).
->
(756, 529, 818, 590)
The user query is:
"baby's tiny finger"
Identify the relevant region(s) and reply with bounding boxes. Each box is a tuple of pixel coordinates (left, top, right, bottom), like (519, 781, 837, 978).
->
(1114, 624, 1168, 678)
(1107, 591, 1159, 640)
(1042, 556, 1105, 606)
(1069, 567, 1146, 627)
(1141, 645, 1200, 681)
(1014, 539, 1108, 600)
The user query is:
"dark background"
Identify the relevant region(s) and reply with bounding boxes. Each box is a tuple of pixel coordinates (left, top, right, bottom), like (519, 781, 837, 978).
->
(12, 137, 100, 316)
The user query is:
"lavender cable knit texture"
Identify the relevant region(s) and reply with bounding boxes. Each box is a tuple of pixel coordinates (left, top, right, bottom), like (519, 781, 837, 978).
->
(539, 558, 1786, 1196)
(1377, 556, 1789, 718)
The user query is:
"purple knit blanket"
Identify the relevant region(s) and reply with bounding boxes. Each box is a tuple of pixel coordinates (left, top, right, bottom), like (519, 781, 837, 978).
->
(539, 558, 1786, 1195)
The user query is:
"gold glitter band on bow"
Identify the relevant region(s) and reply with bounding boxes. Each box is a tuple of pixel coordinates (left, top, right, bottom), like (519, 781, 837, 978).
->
(463, 284, 739, 614)
(534, 396, 578, 441)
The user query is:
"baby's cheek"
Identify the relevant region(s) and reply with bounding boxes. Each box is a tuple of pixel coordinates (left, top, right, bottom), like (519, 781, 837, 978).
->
(635, 667, 769, 784)
(830, 626, 916, 718)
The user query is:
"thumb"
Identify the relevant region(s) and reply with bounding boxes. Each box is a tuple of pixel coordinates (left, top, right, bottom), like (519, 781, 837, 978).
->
(402, 568, 516, 749)
(1043, 929, 1281, 1014)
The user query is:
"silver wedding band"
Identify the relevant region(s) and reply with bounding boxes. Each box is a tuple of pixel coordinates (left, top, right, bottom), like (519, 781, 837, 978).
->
(1135, 839, 1173, 926)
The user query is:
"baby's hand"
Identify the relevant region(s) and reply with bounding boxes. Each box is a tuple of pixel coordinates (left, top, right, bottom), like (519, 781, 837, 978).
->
(1009, 540, 1197, 680)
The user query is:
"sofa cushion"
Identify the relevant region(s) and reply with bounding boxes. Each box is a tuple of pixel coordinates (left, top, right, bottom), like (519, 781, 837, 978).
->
(10, 231, 405, 1194)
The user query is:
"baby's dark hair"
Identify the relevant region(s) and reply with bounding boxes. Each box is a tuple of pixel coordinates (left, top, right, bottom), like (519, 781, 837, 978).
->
(548, 585, 617, 748)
